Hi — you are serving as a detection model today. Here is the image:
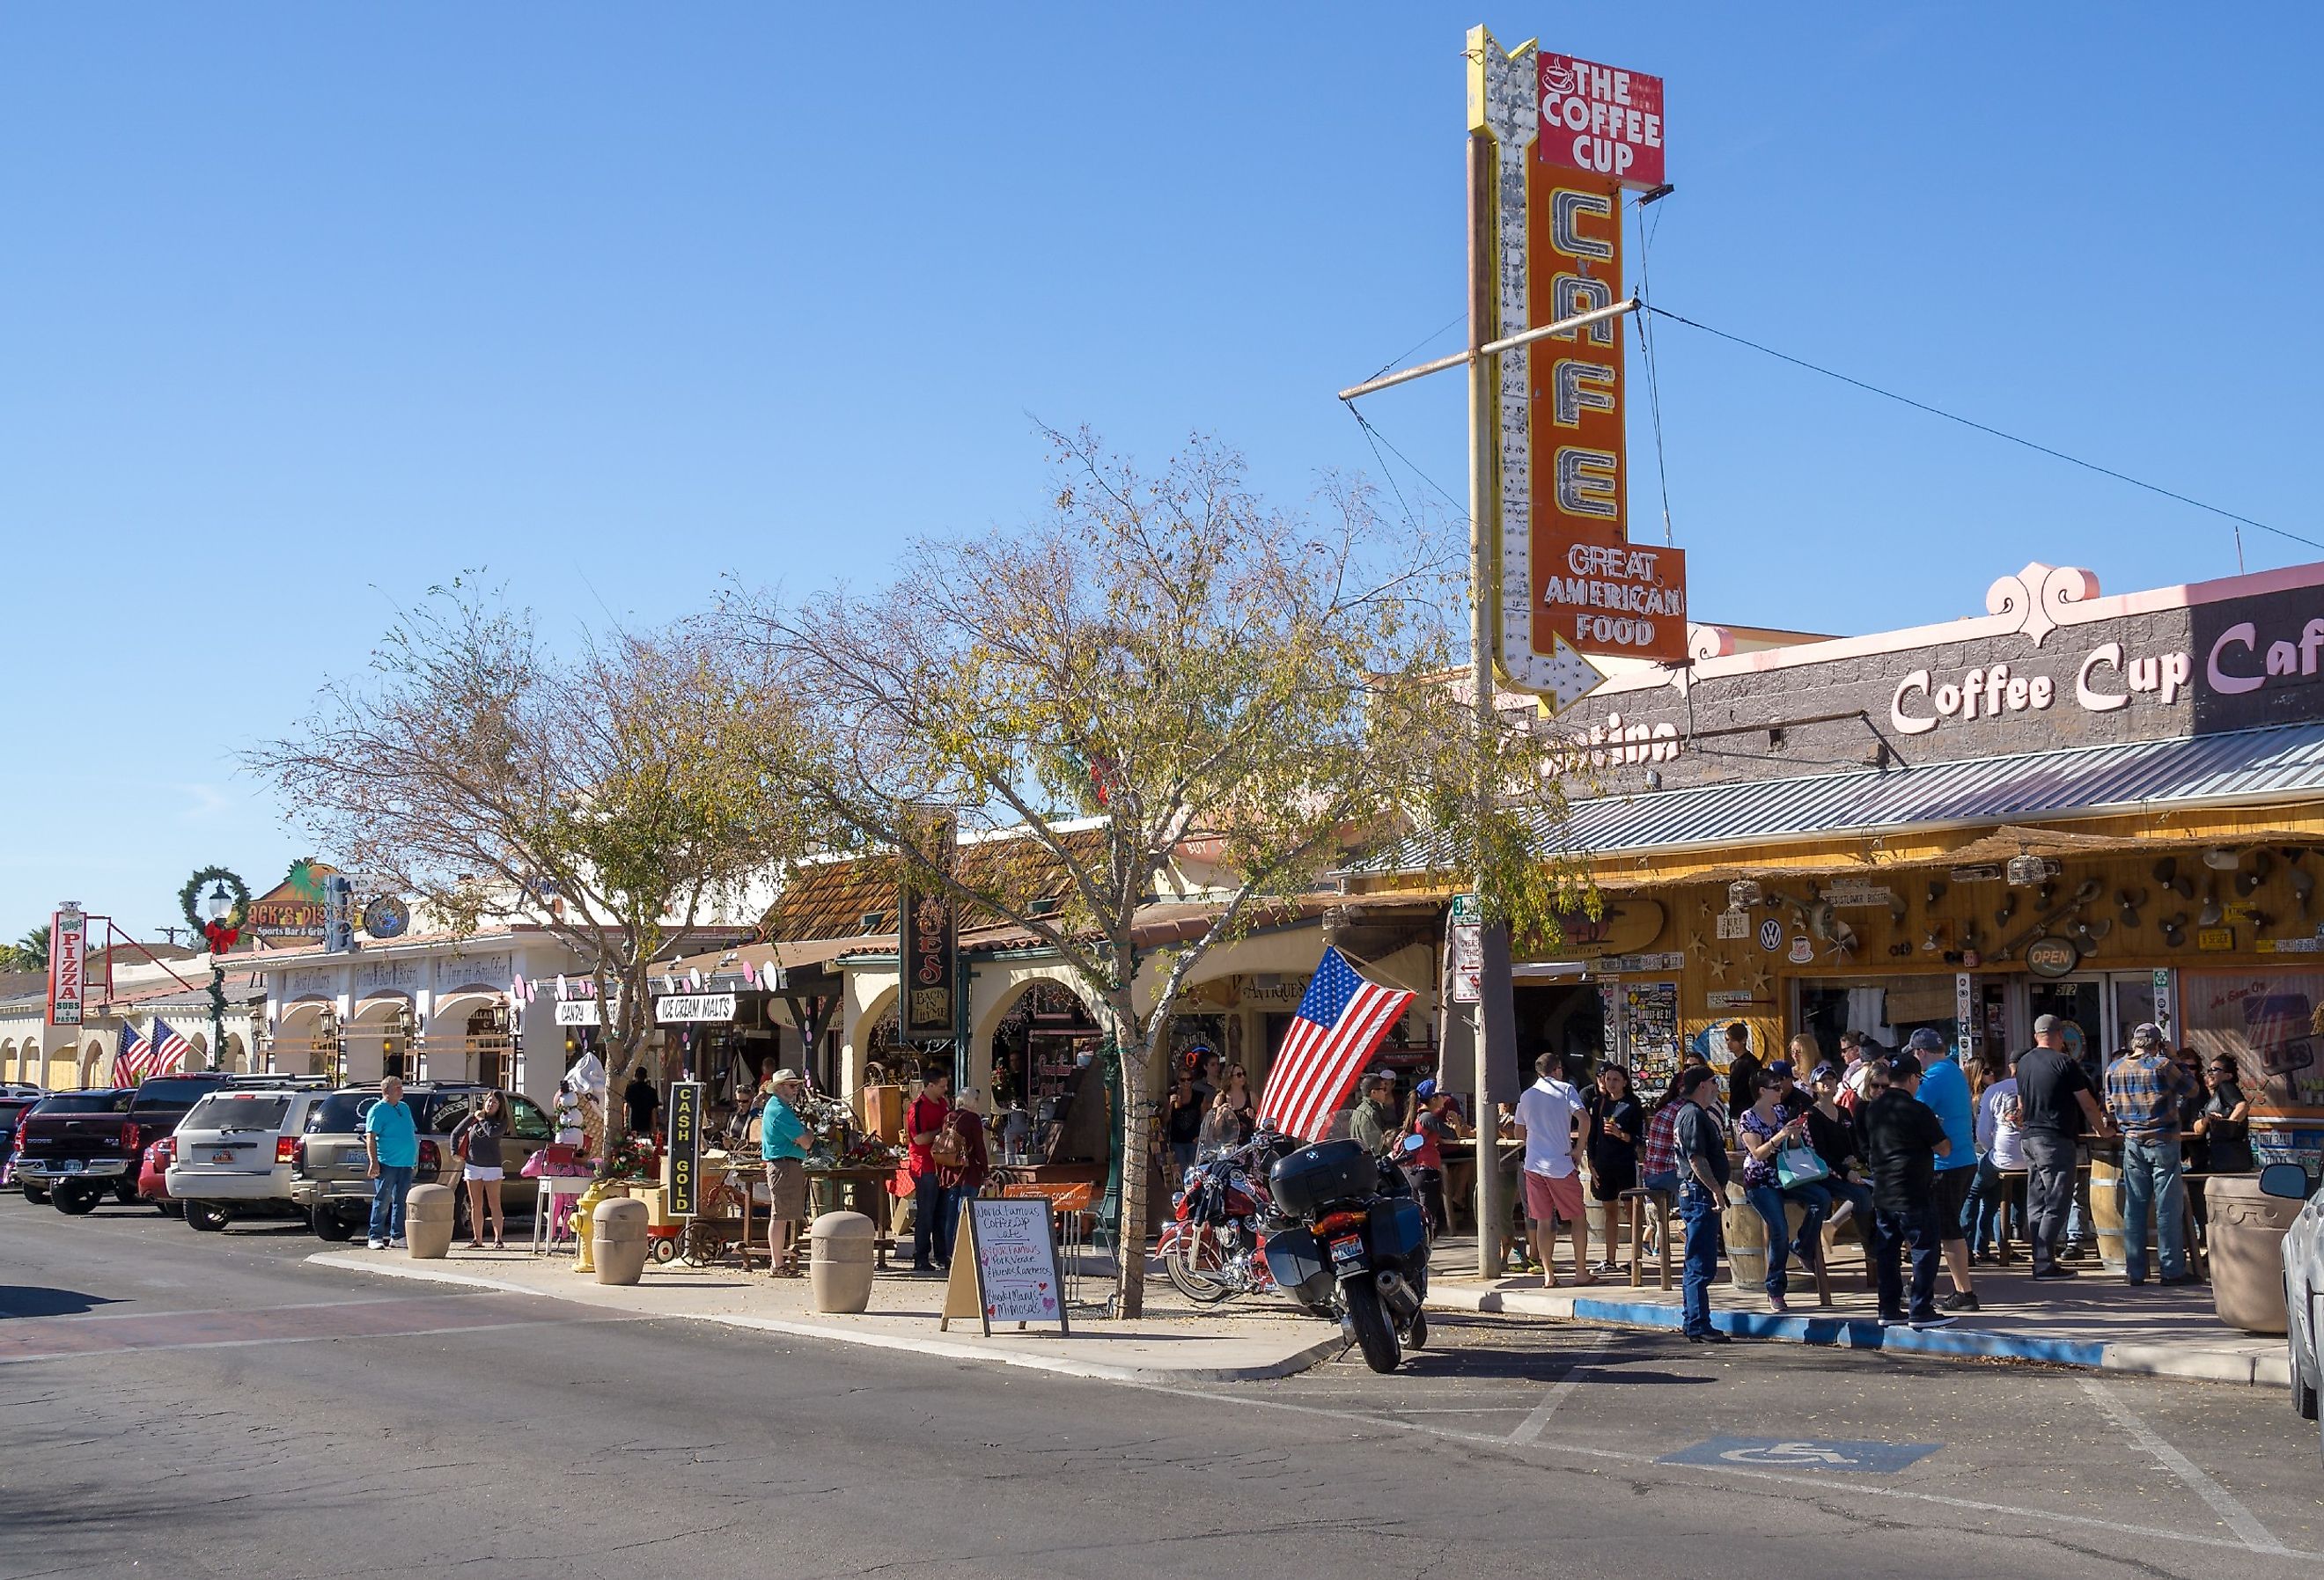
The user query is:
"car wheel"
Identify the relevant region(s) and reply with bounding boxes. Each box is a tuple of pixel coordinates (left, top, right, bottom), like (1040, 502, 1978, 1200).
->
(184, 1202, 232, 1232)
(114, 1179, 139, 1206)
(22, 1185, 49, 1206)
(52, 1181, 101, 1216)
(312, 1207, 355, 1242)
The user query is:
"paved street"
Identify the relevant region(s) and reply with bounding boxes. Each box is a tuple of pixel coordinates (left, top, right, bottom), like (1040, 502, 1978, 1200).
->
(4, 1192, 2319, 1579)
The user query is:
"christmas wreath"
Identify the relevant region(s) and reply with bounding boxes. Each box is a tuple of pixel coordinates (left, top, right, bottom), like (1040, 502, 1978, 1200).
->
(179, 866, 252, 953)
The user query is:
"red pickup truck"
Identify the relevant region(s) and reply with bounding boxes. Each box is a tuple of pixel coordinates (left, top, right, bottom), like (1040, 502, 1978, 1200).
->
(15, 1075, 228, 1214)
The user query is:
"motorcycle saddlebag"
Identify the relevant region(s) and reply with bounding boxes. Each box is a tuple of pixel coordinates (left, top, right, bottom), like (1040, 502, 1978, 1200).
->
(1261, 1224, 1336, 1304)
(1368, 1195, 1430, 1265)
(1269, 1138, 1377, 1218)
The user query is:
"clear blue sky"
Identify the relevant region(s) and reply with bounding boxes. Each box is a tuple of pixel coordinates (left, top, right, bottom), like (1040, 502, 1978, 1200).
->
(4, 4, 2318, 937)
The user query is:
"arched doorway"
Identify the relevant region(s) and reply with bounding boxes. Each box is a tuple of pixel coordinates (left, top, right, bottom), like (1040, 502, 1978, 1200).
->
(348, 998, 413, 1084)
(986, 980, 1100, 1115)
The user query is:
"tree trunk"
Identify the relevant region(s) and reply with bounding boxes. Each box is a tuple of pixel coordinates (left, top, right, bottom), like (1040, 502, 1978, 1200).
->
(1109, 995, 1151, 1319)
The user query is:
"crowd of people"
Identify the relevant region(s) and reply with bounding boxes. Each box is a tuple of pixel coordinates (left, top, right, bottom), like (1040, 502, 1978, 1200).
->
(1312, 1015, 2255, 1343)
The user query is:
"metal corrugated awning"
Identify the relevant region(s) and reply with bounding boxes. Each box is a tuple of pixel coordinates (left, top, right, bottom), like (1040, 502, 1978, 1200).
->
(1368, 723, 2324, 872)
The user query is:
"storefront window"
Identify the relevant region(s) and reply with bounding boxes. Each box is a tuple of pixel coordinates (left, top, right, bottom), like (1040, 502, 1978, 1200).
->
(1797, 975, 1960, 1063)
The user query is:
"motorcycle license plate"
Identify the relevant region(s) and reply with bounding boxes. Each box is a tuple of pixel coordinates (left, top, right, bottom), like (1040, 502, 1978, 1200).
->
(1329, 1234, 1364, 1267)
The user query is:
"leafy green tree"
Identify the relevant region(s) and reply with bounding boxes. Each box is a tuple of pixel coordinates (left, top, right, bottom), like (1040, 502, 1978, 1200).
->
(0, 926, 49, 973)
(249, 584, 820, 1175)
(731, 430, 1583, 1316)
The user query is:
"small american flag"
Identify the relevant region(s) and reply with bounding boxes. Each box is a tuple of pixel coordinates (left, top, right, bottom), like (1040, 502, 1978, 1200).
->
(1257, 947, 1415, 1143)
(150, 1021, 194, 1077)
(114, 1021, 147, 1083)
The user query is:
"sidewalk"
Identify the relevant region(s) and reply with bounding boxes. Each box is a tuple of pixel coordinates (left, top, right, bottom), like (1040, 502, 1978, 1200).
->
(307, 1245, 1342, 1384)
(1428, 1238, 2293, 1385)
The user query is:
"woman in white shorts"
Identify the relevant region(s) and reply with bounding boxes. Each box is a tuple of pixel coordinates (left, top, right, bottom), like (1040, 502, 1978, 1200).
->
(451, 1090, 511, 1249)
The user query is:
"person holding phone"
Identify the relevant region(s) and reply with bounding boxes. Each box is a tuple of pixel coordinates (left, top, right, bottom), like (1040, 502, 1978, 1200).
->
(1736, 1065, 1832, 1313)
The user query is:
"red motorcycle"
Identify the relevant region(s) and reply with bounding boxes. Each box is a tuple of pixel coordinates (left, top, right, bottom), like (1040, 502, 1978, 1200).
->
(1160, 1135, 1291, 1304)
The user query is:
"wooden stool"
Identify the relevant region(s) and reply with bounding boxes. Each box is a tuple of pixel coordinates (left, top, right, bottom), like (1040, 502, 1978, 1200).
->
(1622, 1187, 1673, 1290)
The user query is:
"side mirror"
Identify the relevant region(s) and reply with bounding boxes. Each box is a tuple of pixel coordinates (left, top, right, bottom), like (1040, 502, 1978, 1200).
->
(2257, 1161, 2313, 1202)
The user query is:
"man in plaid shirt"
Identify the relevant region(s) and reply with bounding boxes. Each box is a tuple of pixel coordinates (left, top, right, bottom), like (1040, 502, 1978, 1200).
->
(2102, 1023, 2200, 1288)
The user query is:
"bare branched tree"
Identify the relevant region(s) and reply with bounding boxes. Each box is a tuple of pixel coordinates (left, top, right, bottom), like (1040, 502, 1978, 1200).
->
(248, 581, 820, 1175)
(726, 430, 1584, 1316)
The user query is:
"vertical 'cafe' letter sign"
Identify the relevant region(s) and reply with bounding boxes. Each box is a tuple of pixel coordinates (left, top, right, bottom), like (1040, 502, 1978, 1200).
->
(901, 813, 960, 1040)
(1471, 30, 1688, 678)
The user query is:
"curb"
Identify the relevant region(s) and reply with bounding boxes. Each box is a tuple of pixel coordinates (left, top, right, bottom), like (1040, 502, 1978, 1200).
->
(305, 1253, 1343, 1385)
(1429, 1282, 2286, 1384)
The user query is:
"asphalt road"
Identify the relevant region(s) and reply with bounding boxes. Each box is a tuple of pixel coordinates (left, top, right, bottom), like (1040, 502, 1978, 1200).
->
(4, 1190, 2321, 1580)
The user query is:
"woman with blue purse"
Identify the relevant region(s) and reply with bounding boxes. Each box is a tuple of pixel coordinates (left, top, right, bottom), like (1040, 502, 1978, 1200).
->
(1737, 1066, 1834, 1313)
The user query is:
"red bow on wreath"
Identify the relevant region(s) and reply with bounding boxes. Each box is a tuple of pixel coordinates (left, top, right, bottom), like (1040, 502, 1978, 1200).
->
(202, 921, 240, 952)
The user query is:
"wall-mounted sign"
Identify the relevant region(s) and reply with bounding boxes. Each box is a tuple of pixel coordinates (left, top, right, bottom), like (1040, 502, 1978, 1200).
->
(1787, 935, 1814, 966)
(1955, 972, 1975, 1047)
(1758, 918, 1783, 952)
(655, 993, 736, 1024)
(362, 894, 410, 939)
(47, 906, 86, 1027)
(247, 862, 336, 939)
(1549, 898, 1666, 959)
(1448, 892, 1482, 1004)
(2151, 967, 2173, 1033)
(1715, 909, 1751, 941)
(900, 813, 960, 1040)
(2024, 936, 2081, 978)
(2196, 926, 2237, 952)
(1822, 883, 1896, 910)
(555, 1000, 602, 1026)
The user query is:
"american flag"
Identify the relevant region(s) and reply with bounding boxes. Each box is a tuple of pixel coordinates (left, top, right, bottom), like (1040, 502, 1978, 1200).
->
(143, 1018, 194, 1077)
(1257, 947, 1416, 1142)
(114, 1021, 146, 1083)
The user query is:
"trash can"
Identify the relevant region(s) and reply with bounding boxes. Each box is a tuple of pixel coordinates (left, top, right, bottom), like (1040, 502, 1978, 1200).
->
(592, 1197, 651, 1286)
(2204, 1175, 2300, 1334)
(809, 1210, 877, 1312)
(405, 1184, 456, 1260)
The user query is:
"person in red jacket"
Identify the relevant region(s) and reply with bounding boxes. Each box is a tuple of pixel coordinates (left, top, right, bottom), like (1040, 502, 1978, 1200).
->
(907, 1069, 954, 1273)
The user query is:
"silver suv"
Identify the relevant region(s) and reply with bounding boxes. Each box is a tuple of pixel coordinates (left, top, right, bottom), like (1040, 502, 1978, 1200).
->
(166, 1084, 335, 1232)
(290, 1084, 555, 1240)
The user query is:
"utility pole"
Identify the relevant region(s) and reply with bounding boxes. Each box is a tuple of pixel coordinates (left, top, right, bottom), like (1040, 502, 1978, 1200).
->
(1463, 128, 1510, 1279)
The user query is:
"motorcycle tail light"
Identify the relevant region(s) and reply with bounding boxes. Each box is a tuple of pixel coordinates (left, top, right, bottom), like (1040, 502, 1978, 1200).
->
(1314, 1209, 1366, 1237)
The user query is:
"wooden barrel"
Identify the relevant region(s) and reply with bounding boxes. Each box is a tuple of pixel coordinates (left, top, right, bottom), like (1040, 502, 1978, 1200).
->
(2089, 1154, 2124, 1270)
(1722, 1188, 1765, 1290)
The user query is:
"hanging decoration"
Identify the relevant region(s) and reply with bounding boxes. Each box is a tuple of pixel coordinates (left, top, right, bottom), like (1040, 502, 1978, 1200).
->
(177, 866, 252, 954)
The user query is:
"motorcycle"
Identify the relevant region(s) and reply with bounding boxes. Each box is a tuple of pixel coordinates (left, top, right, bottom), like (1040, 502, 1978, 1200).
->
(1260, 1133, 1432, 1372)
(1160, 1134, 1291, 1304)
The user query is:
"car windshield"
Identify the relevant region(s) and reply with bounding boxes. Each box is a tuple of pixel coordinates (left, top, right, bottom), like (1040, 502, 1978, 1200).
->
(136, 1077, 221, 1109)
(182, 1094, 292, 1132)
(31, 1092, 133, 1114)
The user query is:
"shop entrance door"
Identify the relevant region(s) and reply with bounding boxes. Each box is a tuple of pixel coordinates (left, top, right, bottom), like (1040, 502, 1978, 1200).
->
(2025, 977, 2103, 1071)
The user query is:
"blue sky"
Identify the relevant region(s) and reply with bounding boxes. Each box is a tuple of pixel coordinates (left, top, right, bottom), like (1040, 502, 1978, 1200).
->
(3, 4, 2318, 937)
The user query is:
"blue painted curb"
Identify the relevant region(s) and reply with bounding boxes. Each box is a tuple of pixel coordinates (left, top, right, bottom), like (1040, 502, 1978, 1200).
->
(1567, 1295, 2111, 1369)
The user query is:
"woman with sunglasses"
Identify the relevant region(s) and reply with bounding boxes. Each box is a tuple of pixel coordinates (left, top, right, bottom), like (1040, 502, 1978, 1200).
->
(450, 1090, 511, 1251)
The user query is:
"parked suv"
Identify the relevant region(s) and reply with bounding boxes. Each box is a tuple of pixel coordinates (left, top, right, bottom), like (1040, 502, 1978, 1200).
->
(0, 1094, 43, 1184)
(291, 1084, 555, 1240)
(167, 1084, 335, 1232)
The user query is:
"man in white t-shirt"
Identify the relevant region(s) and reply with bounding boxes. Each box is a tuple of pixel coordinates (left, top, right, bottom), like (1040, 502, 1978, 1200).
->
(1512, 1052, 1595, 1285)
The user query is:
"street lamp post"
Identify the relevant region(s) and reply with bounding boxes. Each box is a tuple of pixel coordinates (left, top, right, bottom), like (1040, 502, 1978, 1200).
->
(202, 882, 231, 1070)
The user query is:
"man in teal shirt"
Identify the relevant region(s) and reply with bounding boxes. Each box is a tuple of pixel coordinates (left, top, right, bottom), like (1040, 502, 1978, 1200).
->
(1908, 1028, 1980, 1314)
(759, 1069, 810, 1275)
(364, 1076, 420, 1249)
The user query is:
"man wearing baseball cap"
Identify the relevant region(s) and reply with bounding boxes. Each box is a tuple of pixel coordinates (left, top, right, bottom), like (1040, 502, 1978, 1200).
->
(1908, 1027, 1982, 1313)
(2014, 1014, 2111, 1278)
(2103, 1024, 2202, 1287)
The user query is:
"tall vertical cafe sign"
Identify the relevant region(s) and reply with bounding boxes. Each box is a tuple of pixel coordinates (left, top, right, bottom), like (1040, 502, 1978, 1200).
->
(900, 814, 960, 1041)
(1470, 27, 1688, 689)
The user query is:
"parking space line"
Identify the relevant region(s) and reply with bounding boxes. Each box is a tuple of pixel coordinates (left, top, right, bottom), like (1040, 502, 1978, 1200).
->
(1507, 1332, 1609, 1445)
(2078, 1377, 2288, 1555)
(1121, 1379, 2320, 1563)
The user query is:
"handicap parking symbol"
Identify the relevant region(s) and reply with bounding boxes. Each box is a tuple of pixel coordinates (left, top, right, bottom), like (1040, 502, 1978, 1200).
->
(1658, 1437, 1942, 1474)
